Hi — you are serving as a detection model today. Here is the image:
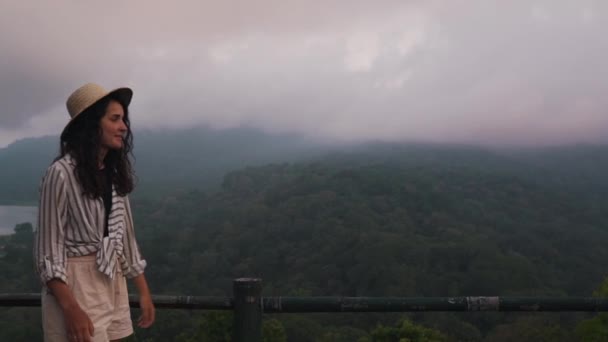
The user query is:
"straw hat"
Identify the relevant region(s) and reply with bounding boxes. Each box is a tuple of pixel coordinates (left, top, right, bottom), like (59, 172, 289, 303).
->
(63, 83, 133, 133)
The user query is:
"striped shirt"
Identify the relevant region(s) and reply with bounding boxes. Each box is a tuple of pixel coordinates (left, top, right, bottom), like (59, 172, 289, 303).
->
(34, 154, 146, 285)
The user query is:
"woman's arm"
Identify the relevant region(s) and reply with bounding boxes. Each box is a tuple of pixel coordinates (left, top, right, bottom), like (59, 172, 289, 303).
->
(47, 279, 95, 341)
(121, 196, 155, 327)
(132, 273, 155, 328)
(34, 163, 70, 284)
(35, 163, 94, 341)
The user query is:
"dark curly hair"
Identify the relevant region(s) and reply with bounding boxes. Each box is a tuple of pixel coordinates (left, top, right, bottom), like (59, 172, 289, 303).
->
(58, 94, 135, 198)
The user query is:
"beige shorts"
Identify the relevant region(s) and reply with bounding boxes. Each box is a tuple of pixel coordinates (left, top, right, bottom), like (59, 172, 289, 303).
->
(42, 254, 133, 342)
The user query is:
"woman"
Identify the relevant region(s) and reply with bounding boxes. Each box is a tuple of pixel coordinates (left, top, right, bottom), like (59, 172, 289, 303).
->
(34, 83, 155, 342)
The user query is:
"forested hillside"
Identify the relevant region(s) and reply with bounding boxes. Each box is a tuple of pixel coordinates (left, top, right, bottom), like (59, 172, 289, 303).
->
(1, 145, 607, 341)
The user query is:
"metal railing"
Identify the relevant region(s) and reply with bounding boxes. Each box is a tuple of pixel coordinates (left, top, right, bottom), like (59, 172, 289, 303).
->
(2, 278, 608, 342)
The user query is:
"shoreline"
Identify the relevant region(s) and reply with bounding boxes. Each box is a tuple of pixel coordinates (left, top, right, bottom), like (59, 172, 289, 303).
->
(0, 201, 38, 207)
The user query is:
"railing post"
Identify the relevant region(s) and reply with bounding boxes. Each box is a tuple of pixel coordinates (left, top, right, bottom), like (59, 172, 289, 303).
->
(233, 278, 262, 342)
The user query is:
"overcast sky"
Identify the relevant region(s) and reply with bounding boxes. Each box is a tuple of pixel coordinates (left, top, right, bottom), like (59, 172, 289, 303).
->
(0, 0, 606, 147)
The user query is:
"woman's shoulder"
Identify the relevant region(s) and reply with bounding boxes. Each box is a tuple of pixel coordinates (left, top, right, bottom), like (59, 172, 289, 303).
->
(44, 155, 76, 179)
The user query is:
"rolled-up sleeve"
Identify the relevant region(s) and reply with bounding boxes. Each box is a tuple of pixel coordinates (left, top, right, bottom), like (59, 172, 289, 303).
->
(34, 164, 69, 285)
(121, 196, 147, 278)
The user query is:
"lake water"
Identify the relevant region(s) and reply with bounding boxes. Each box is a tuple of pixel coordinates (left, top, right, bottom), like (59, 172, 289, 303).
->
(0, 206, 38, 235)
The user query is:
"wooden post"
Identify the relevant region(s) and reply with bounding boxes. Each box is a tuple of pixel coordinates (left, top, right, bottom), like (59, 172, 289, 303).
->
(233, 278, 262, 342)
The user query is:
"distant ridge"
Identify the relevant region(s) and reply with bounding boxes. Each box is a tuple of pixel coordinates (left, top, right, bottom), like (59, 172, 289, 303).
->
(0, 127, 606, 205)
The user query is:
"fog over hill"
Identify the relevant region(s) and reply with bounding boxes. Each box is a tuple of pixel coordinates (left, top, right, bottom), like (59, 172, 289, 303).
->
(0, 126, 606, 205)
(0, 127, 326, 204)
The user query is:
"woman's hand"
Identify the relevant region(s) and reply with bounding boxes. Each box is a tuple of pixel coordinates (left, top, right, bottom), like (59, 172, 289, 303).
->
(63, 304, 94, 342)
(138, 293, 155, 328)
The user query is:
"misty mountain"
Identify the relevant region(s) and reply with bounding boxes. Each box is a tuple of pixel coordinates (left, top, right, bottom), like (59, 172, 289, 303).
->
(1, 126, 607, 206)
(0, 135, 58, 205)
(504, 145, 608, 194)
(313, 142, 608, 197)
(0, 127, 326, 204)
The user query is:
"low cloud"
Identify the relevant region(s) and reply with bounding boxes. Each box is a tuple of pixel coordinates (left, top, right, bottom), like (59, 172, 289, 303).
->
(1, 0, 606, 147)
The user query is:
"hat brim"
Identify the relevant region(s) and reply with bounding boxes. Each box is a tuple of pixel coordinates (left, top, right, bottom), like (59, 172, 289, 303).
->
(107, 87, 133, 108)
(61, 87, 133, 139)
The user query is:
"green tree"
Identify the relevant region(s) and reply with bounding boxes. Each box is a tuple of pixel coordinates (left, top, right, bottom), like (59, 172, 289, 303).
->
(263, 318, 287, 342)
(370, 318, 447, 342)
(575, 276, 608, 341)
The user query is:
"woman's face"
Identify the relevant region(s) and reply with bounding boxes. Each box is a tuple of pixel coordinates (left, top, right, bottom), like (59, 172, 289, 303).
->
(100, 100, 128, 150)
